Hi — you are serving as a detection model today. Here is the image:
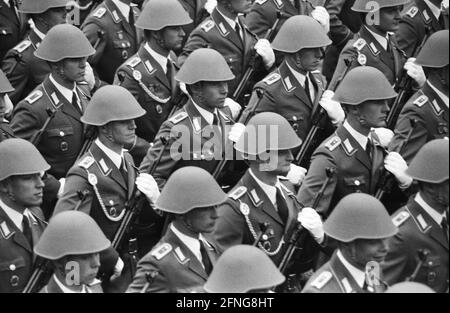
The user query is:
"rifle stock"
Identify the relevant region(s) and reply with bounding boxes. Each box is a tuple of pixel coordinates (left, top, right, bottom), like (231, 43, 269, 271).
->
(30, 108, 57, 146)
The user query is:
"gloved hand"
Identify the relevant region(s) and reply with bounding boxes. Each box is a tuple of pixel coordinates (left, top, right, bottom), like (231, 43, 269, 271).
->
(0, 94, 13, 117)
(255, 39, 275, 69)
(384, 152, 413, 188)
(319, 90, 345, 125)
(58, 178, 66, 198)
(311, 6, 330, 33)
(180, 82, 188, 95)
(442, 0, 449, 11)
(204, 0, 217, 14)
(224, 97, 242, 120)
(371, 127, 394, 148)
(297, 207, 325, 244)
(405, 58, 426, 88)
(84, 62, 96, 91)
(228, 123, 246, 143)
(110, 257, 124, 281)
(136, 173, 160, 204)
(283, 164, 307, 186)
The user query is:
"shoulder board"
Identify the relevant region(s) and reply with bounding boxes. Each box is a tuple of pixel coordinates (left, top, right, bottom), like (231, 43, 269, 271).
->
(392, 210, 410, 227)
(78, 156, 95, 170)
(169, 111, 188, 124)
(151, 243, 172, 260)
(311, 271, 332, 290)
(255, 0, 268, 4)
(13, 40, 32, 54)
(413, 95, 428, 107)
(353, 38, 367, 51)
(126, 56, 141, 69)
(228, 186, 247, 200)
(93, 7, 106, 18)
(325, 136, 341, 152)
(25, 90, 43, 104)
(201, 20, 215, 33)
(263, 73, 281, 85)
(406, 6, 419, 18)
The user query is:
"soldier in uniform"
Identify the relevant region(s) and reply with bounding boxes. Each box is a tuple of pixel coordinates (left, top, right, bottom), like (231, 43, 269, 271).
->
(10, 24, 95, 219)
(0, 69, 15, 142)
(34, 211, 110, 293)
(179, 0, 276, 98)
(139, 48, 237, 189)
(302, 193, 398, 293)
(396, 0, 449, 58)
(0, 0, 28, 61)
(82, 0, 142, 84)
(383, 139, 449, 293)
(0, 138, 50, 293)
(114, 0, 193, 163)
(203, 244, 285, 293)
(53, 85, 161, 293)
(1, 0, 70, 105)
(297, 67, 412, 218)
(213, 112, 325, 286)
(390, 30, 449, 163)
(127, 167, 226, 293)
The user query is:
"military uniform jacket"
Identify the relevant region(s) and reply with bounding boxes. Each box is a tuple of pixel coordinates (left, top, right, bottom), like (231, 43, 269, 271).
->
(297, 124, 385, 218)
(245, 0, 315, 39)
(1, 30, 50, 104)
(396, 1, 448, 58)
(127, 227, 221, 293)
(382, 198, 449, 293)
(0, 206, 46, 293)
(11, 77, 89, 180)
(241, 60, 327, 142)
(82, 0, 141, 84)
(329, 26, 406, 90)
(0, 1, 27, 61)
(390, 82, 449, 164)
(114, 45, 180, 144)
(213, 170, 318, 272)
(302, 251, 366, 293)
(179, 8, 260, 95)
(139, 99, 234, 189)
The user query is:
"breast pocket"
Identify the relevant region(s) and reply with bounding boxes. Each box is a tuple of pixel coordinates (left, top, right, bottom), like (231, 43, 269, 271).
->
(223, 54, 240, 73)
(0, 27, 13, 37)
(421, 256, 442, 286)
(344, 176, 366, 193)
(0, 257, 27, 292)
(46, 126, 74, 153)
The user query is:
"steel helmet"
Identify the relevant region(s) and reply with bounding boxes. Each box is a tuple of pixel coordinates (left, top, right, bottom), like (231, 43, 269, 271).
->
(18, 0, 70, 14)
(351, 0, 410, 12)
(136, 0, 193, 30)
(415, 30, 449, 68)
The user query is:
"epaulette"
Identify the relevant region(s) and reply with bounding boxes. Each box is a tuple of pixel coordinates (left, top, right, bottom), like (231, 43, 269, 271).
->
(13, 40, 32, 53)
(254, 0, 268, 4)
(78, 156, 95, 170)
(413, 95, 428, 107)
(126, 56, 141, 69)
(93, 7, 106, 18)
(353, 38, 367, 51)
(201, 20, 215, 33)
(392, 210, 410, 227)
(325, 136, 341, 152)
(151, 243, 172, 260)
(311, 271, 332, 290)
(24, 90, 43, 104)
(228, 186, 247, 200)
(169, 111, 188, 124)
(406, 6, 419, 18)
(263, 73, 281, 85)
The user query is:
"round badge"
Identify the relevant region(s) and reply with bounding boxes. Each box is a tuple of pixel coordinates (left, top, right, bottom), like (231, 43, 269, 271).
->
(109, 200, 115, 206)
(132, 70, 142, 81)
(109, 207, 117, 217)
(88, 173, 98, 186)
(59, 131, 65, 137)
(262, 234, 269, 241)
(122, 50, 129, 60)
(60, 141, 68, 152)
(263, 241, 272, 251)
(239, 202, 250, 216)
(10, 275, 19, 287)
(358, 54, 367, 66)
(156, 104, 163, 115)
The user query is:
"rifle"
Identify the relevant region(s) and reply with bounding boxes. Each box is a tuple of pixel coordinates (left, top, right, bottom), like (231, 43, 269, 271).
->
(22, 190, 89, 293)
(140, 270, 159, 293)
(231, 12, 283, 107)
(76, 125, 97, 160)
(30, 108, 57, 146)
(406, 249, 430, 282)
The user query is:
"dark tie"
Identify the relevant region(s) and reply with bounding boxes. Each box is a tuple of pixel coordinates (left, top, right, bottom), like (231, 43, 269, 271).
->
(276, 188, 289, 225)
(199, 240, 213, 275)
(22, 216, 33, 248)
(235, 22, 243, 45)
(294, 0, 301, 12)
(166, 60, 173, 85)
(366, 139, 373, 160)
(128, 7, 136, 33)
(9, 0, 19, 20)
(442, 211, 449, 243)
(72, 92, 82, 114)
(304, 74, 313, 104)
(119, 159, 128, 185)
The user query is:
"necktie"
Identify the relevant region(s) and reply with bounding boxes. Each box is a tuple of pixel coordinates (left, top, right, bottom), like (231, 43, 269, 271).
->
(22, 216, 33, 248)
(276, 188, 289, 225)
(366, 139, 373, 160)
(72, 92, 82, 114)
(166, 60, 173, 85)
(199, 240, 213, 275)
(304, 74, 313, 104)
(119, 159, 128, 185)
(128, 7, 136, 33)
(235, 22, 243, 45)
(442, 211, 449, 243)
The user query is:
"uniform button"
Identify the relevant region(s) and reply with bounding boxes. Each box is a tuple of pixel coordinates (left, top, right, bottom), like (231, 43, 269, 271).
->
(109, 200, 115, 206)
(59, 131, 65, 137)
(354, 180, 360, 186)
(9, 264, 16, 271)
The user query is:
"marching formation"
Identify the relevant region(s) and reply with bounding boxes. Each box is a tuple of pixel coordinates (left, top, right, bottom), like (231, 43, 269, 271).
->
(0, 0, 448, 293)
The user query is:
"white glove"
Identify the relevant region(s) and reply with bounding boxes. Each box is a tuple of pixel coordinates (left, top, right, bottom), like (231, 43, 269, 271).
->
(405, 58, 426, 88)
(255, 39, 275, 69)
(110, 257, 124, 281)
(224, 97, 242, 120)
(84, 62, 96, 91)
(284, 164, 307, 186)
(319, 90, 345, 125)
(1, 94, 13, 116)
(135, 173, 160, 204)
(297, 207, 324, 244)
(57, 178, 66, 198)
(384, 152, 413, 188)
(180, 82, 188, 95)
(228, 123, 246, 143)
(442, 0, 449, 11)
(371, 127, 394, 148)
(311, 6, 330, 33)
(204, 0, 217, 14)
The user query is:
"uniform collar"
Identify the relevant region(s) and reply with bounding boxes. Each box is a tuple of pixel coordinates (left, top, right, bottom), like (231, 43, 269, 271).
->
(94, 138, 124, 170)
(191, 99, 218, 126)
(170, 224, 209, 266)
(424, 0, 442, 20)
(285, 62, 309, 88)
(53, 274, 89, 293)
(248, 169, 284, 205)
(216, 8, 239, 29)
(336, 250, 366, 289)
(343, 120, 369, 150)
(427, 81, 449, 108)
(0, 198, 28, 231)
(112, 0, 130, 22)
(144, 43, 170, 74)
(415, 193, 445, 226)
(49, 74, 77, 104)
(364, 26, 390, 51)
